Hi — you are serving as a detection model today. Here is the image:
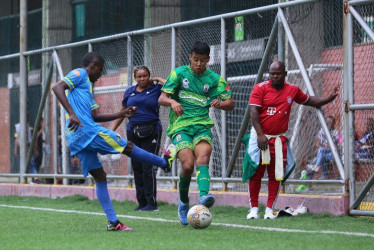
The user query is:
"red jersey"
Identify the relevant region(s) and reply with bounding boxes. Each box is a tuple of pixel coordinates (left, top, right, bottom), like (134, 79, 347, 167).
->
(249, 80, 308, 135)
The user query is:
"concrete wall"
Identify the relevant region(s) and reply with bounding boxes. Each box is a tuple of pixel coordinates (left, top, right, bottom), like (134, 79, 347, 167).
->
(0, 183, 349, 216)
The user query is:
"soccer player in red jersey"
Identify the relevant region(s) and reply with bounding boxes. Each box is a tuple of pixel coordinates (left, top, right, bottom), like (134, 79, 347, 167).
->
(247, 61, 338, 219)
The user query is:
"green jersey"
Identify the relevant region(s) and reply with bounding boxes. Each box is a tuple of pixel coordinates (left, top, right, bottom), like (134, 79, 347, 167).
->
(162, 65, 232, 136)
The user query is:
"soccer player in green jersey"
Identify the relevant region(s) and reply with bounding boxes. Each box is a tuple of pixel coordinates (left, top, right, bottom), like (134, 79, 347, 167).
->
(159, 41, 235, 225)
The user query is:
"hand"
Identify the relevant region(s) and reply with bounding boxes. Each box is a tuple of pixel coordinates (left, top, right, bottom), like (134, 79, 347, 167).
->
(123, 106, 137, 118)
(210, 99, 221, 109)
(257, 134, 269, 151)
(149, 77, 158, 83)
(330, 86, 339, 101)
(67, 113, 83, 132)
(148, 79, 156, 85)
(171, 101, 183, 117)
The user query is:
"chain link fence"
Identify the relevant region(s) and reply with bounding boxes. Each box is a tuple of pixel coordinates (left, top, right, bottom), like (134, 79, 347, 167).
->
(349, 1, 374, 213)
(1, 1, 374, 213)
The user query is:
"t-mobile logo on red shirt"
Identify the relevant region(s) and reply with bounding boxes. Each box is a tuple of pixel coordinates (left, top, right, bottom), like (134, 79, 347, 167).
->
(267, 107, 277, 115)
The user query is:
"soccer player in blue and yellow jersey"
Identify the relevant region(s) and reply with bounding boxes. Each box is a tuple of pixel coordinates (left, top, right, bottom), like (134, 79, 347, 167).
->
(53, 52, 175, 231)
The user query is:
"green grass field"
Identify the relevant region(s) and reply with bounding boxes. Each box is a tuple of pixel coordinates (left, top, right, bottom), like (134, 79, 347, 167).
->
(1, 195, 373, 249)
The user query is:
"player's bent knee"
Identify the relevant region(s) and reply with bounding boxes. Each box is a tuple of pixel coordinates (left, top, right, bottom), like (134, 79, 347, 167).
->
(182, 164, 195, 176)
(122, 141, 134, 155)
(89, 168, 107, 182)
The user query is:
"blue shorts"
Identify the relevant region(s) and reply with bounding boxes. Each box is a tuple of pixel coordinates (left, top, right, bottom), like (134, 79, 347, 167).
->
(75, 127, 128, 177)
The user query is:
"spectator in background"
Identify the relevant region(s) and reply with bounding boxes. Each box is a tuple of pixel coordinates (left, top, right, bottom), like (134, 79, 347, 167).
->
(313, 116, 342, 179)
(355, 117, 374, 160)
(34, 118, 45, 176)
(14, 117, 39, 184)
(247, 61, 338, 220)
(296, 116, 342, 191)
(112, 66, 166, 212)
(69, 155, 85, 185)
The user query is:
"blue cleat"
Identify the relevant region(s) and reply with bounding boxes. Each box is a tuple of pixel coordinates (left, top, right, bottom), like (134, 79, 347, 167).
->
(178, 200, 189, 226)
(198, 194, 215, 208)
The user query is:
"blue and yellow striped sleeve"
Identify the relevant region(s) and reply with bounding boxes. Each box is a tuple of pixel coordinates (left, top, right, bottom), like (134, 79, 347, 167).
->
(63, 69, 82, 90)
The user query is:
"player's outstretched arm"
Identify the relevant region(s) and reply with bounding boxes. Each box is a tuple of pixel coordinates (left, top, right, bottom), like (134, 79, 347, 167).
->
(92, 106, 137, 122)
(210, 98, 235, 111)
(111, 106, 127, 131)
(304, 86, 339, 108)
(52, 80, 83, 132)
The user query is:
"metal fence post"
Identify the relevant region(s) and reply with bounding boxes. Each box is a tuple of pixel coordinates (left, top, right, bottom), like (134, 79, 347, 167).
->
(126, 35, 133, 187)
(19, 0, 28, 184)
(220, 17, 227, 191)
(343, 0, 355, 206)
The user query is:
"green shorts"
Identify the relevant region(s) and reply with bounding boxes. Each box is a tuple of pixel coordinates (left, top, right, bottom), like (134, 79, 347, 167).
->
(170, 125, 212, 152)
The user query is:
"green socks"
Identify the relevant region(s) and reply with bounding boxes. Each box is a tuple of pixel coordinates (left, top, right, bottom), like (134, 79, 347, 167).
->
(179, 165, 211, 202)
(179, 174, 191, 204)
(196, 165, 210, 197)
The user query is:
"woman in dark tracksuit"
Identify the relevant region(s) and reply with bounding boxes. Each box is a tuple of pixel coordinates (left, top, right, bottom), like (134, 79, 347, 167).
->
(112, 66, 165, 211)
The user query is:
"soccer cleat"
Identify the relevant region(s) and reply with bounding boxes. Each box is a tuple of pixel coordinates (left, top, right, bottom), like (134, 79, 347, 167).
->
(198, 194, 215, 208)
(140, 204, 159, 212)
(134, 205, 145, 211)
(264, 213, 276, 219)
(162, 144, 177, 173)
(107, 220, 133, 231)
(178, 200, 189, 226)
(246, 207, 259, 220)
(264, 208, 276, 220)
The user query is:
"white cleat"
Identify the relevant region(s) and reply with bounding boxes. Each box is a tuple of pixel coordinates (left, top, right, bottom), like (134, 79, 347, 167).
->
(246, 207, 259, 219)
(264, 207, 276, 219)
(264, 213, 277, 219)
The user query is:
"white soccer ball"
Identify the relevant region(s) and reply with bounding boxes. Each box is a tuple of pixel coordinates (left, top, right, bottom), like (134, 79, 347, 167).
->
(187, 205, 212, 229)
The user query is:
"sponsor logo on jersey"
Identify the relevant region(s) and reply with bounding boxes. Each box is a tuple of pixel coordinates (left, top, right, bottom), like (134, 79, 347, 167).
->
(179, 90, 206, 105)
(203, 84, 210, 92)
(116, 133, 121, 141)
(267, 107, 277, 115)
(176, 134, 183, 142)
(183, 78, 189, 88)
(287, 96, 292, 104)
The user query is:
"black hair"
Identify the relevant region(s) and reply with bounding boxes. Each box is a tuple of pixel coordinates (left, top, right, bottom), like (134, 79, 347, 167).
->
(81, 52, 104, 67)
(190, 41, 210, 56)
(133, 65, 151, 78)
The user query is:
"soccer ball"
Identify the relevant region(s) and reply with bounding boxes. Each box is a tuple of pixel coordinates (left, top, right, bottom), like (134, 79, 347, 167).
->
(187, 205, 212, 229)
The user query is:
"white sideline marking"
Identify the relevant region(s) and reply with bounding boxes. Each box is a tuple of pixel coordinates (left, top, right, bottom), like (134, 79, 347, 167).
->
(1, 204, 374, 238)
